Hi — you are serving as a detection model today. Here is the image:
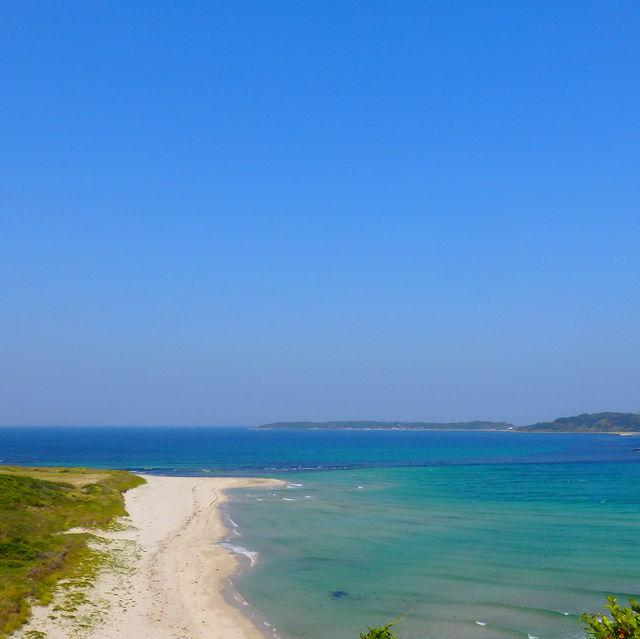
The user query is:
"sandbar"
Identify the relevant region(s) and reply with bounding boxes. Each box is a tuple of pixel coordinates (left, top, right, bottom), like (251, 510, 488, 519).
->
(15, 475, 284, 639)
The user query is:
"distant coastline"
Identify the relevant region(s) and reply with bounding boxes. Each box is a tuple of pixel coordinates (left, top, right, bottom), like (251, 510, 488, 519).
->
(254, 411, 640, 434)
(255, 420, 511, 431)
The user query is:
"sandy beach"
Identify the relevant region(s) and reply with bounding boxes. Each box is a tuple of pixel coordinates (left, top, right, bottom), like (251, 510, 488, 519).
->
(16, 475, 284, 639)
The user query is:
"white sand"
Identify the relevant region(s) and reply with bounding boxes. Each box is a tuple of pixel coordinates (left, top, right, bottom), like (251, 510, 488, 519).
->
(15, 475, 284, 639)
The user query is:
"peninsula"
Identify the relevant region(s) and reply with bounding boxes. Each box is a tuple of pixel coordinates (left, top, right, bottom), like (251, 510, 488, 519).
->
(518, 412, 640, 433)
(2, 466, 282, 639)
(255, 412, 640, 433)
(255, 420, 513, 430)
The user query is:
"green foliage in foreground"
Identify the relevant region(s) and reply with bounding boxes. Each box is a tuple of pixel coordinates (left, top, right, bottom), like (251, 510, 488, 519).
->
(0, 467, 144, 637)
(582, 597, 640, 639)
(360, 610, 411, 639)
(360, 624, 398, 639)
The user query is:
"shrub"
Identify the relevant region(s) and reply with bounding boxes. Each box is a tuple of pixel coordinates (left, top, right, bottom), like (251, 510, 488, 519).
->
(582, 596, 640, 639)
(360, 610, 411, 639)
(360, 623, 397, 639)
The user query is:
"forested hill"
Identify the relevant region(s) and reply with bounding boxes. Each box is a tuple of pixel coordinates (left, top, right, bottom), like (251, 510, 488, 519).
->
(255, 421, 513, 430)
(518, 412, 640, 432)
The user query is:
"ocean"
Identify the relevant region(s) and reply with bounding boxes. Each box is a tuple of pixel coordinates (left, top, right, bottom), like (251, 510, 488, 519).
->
(1, 426, 639, 639)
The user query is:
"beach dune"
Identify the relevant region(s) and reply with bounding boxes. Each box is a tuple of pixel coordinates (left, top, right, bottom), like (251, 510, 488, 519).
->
(16, 475, 282, 639)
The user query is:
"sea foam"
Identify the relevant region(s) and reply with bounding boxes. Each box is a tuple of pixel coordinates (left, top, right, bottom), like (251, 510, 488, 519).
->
(221, 542, 259, 566)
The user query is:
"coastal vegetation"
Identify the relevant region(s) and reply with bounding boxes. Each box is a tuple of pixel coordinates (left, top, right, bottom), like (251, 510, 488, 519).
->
(582, 597, 640, 639)
(257, 412, 640, 433)
(0, 466, 143, 637)
(360, 621, 399, 639)
(361, 610, 411, 639)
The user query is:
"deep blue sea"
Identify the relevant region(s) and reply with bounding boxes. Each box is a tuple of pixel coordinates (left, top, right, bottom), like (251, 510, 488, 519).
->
(1, 427, 639, 639)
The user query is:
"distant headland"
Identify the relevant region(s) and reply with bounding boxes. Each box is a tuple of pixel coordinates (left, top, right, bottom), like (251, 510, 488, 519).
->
(255, 412, 640, 433)
(517, 411, 640, 433)
(255, 420, 512, 431)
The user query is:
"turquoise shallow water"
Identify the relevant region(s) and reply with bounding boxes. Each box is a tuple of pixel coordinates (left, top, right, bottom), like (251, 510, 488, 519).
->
(227, 462, 640, 639)
(1, 427, 639, 639)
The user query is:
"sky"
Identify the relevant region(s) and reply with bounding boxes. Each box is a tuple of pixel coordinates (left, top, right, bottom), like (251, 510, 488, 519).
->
(1, 1, 639, 426)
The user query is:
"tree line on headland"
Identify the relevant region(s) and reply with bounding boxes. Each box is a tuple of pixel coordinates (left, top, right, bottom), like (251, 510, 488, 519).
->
(256, 411, 640, 433)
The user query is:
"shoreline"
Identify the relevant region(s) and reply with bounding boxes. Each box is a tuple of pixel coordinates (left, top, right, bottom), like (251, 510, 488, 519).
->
(252, 427, 640, 434)
(15, 475, 284, 639)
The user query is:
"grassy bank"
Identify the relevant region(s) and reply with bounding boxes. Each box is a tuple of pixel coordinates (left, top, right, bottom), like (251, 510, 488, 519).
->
(0, 466, 144, 637)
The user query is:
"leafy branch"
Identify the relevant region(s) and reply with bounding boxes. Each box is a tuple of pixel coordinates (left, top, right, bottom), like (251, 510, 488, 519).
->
(582, 597, 640, 639)
(359, 610, 412, 639)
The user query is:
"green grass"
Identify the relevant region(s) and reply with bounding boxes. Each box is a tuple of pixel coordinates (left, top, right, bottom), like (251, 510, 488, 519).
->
(0, 467, 144, 637)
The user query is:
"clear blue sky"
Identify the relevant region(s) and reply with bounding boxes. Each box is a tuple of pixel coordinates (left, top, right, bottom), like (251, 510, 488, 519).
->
(1, 1, 638, 426)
